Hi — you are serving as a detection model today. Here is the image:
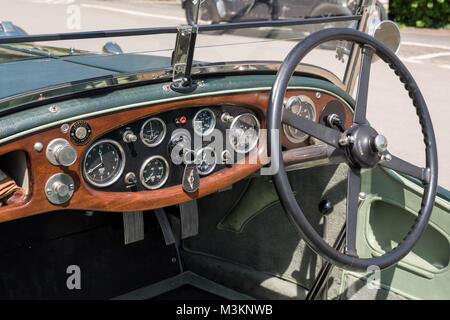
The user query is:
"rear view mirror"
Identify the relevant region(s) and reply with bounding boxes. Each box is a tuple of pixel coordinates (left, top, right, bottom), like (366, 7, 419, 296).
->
(369, 19, 401, 62)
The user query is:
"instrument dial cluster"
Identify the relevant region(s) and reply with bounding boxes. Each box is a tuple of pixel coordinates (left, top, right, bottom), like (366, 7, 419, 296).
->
(81, 105, 261, 192)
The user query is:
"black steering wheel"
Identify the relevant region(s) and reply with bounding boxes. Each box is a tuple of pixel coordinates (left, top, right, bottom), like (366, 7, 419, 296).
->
(267, 28, 438, 271)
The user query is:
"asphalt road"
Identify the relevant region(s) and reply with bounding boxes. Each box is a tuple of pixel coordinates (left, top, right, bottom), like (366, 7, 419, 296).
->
(1, 0, 449, 189)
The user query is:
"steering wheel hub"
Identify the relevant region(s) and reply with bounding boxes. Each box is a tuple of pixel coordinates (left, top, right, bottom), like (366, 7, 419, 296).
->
(343, 125, 382, 168)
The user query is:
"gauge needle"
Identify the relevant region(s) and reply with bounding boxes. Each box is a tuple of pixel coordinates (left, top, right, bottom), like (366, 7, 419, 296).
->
(88, 162, 103, 174)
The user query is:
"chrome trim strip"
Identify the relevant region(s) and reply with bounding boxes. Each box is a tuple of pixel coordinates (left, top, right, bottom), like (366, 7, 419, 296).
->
(0, 62, 345, 112)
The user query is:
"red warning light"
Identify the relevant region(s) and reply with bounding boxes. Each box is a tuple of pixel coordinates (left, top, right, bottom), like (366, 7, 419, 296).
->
(179, 116, 187, 124)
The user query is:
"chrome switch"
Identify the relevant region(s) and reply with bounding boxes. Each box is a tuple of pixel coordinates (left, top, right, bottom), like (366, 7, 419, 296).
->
(46, 138, 78, 166)
(45, 173, 75, 205)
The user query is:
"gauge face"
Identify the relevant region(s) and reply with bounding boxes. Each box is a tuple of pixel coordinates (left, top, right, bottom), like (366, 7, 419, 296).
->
(140, 117, 166, 147)
(193, 108, 216, 136)
(283, 95, 316, 143)
(229, 113, 261, 154)
(140, 156, 169, 190)
(196, 147, 217, 176)
(83, 140, 125, 187)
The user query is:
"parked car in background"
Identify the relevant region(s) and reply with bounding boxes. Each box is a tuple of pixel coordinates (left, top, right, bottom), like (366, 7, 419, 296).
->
(182, 0, 387, 25)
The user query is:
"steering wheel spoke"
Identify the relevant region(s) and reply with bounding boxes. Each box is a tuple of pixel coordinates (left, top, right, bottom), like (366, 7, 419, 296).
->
(267, 28, 437, 271)
(345, 167, 361, 257)
(354, 45, 375, 125)
(379, 154, 430, 184)
(282, 109, 341, 148)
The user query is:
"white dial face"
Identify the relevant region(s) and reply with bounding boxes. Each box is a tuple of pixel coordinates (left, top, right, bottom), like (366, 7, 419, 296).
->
(196, 147, 217, 176)
(229, 113, 260, 154)
(140, 117, 166, 147)
(283, 95, 316, 143)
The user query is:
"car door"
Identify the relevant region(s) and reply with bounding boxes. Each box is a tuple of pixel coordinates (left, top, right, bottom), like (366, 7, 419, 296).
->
(338, 166, 450, 299)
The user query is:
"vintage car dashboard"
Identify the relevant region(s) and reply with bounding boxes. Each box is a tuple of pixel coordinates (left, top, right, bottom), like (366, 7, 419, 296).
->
(0, 79, 354, 223)
(81, 105, 260, 193)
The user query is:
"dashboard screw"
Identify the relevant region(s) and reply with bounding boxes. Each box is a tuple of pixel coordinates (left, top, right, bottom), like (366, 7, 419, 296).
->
(358, 192, 367, 202)
(60, 123, 69, 134)
(163, 84, 171, 92)
(316, 92, 321, 99)
(48, 105, 58, 113)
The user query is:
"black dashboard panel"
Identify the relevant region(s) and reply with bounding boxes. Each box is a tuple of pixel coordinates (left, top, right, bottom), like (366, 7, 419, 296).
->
(81, 105, 260, 192)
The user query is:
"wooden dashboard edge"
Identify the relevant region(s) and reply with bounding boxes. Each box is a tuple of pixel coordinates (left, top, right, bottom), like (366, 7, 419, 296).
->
(0, 90, 352, 223)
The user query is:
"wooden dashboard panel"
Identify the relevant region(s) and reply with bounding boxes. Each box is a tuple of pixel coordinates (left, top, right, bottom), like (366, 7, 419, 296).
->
(0, 90, 353, 223)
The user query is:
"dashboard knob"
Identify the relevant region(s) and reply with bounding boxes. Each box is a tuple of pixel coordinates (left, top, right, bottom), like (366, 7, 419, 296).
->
(45, 173, 75, 205)
(123, 130, 137, 143)
(53, 182, 70, 198)
(75, 126, 88, 140)
(46, 138, 78, 166)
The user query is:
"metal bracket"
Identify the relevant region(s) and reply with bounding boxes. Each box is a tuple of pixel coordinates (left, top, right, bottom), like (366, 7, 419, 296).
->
(170, 0, 203, 93)
(343, 0, 377, 94)
(171, 25, 198, 93)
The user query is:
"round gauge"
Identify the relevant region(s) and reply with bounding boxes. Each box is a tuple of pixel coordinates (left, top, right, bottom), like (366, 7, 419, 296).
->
(283, 95, 316, 143)
(83, 139, 125, 187)
(196, 147, 217, 176)
(140, 156, 170, 190)
(229, 113, 261, 154)
(140, 117, 166, 147)
(193, 108, 216, 136)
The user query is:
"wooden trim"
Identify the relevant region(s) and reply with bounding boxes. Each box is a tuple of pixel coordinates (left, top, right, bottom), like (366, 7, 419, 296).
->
(0, 90, 352, 223)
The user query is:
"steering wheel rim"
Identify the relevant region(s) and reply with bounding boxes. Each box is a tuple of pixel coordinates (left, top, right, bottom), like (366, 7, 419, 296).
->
(267, 28, 438, 271)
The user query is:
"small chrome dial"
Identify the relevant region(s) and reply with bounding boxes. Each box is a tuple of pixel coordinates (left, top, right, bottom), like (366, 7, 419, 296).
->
(193, 108, 216, 136)
(196, 147, 217, 176)
(140, 156, 170, 190)
(140, 117, 167, 147)
(283, 95, 316, 143)
(229, 113, 260, 154)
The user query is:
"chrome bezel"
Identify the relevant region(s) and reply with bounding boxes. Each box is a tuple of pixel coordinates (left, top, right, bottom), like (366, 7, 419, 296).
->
(196, 146, 217, 176)
(140, 117, 167, 147)
(192, 108, 216, 136)
(229, 113, 261, 154)
(139, 155, 170, 190)
(283, 95, 316, 144)
(83, 139, 126, 188)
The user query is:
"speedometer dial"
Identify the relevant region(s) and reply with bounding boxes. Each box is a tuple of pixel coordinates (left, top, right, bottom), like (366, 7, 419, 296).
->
(140, 117, 166, 147)
(229, 113, 260, 154)
(193, 108, 216, 136)
(140, 156, 169, 190)
(283, 95, 316, 143)
(83, 139, 125, 187)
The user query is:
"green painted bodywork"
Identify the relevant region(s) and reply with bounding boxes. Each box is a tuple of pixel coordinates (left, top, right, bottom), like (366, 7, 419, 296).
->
(0, 53, 172, 99)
